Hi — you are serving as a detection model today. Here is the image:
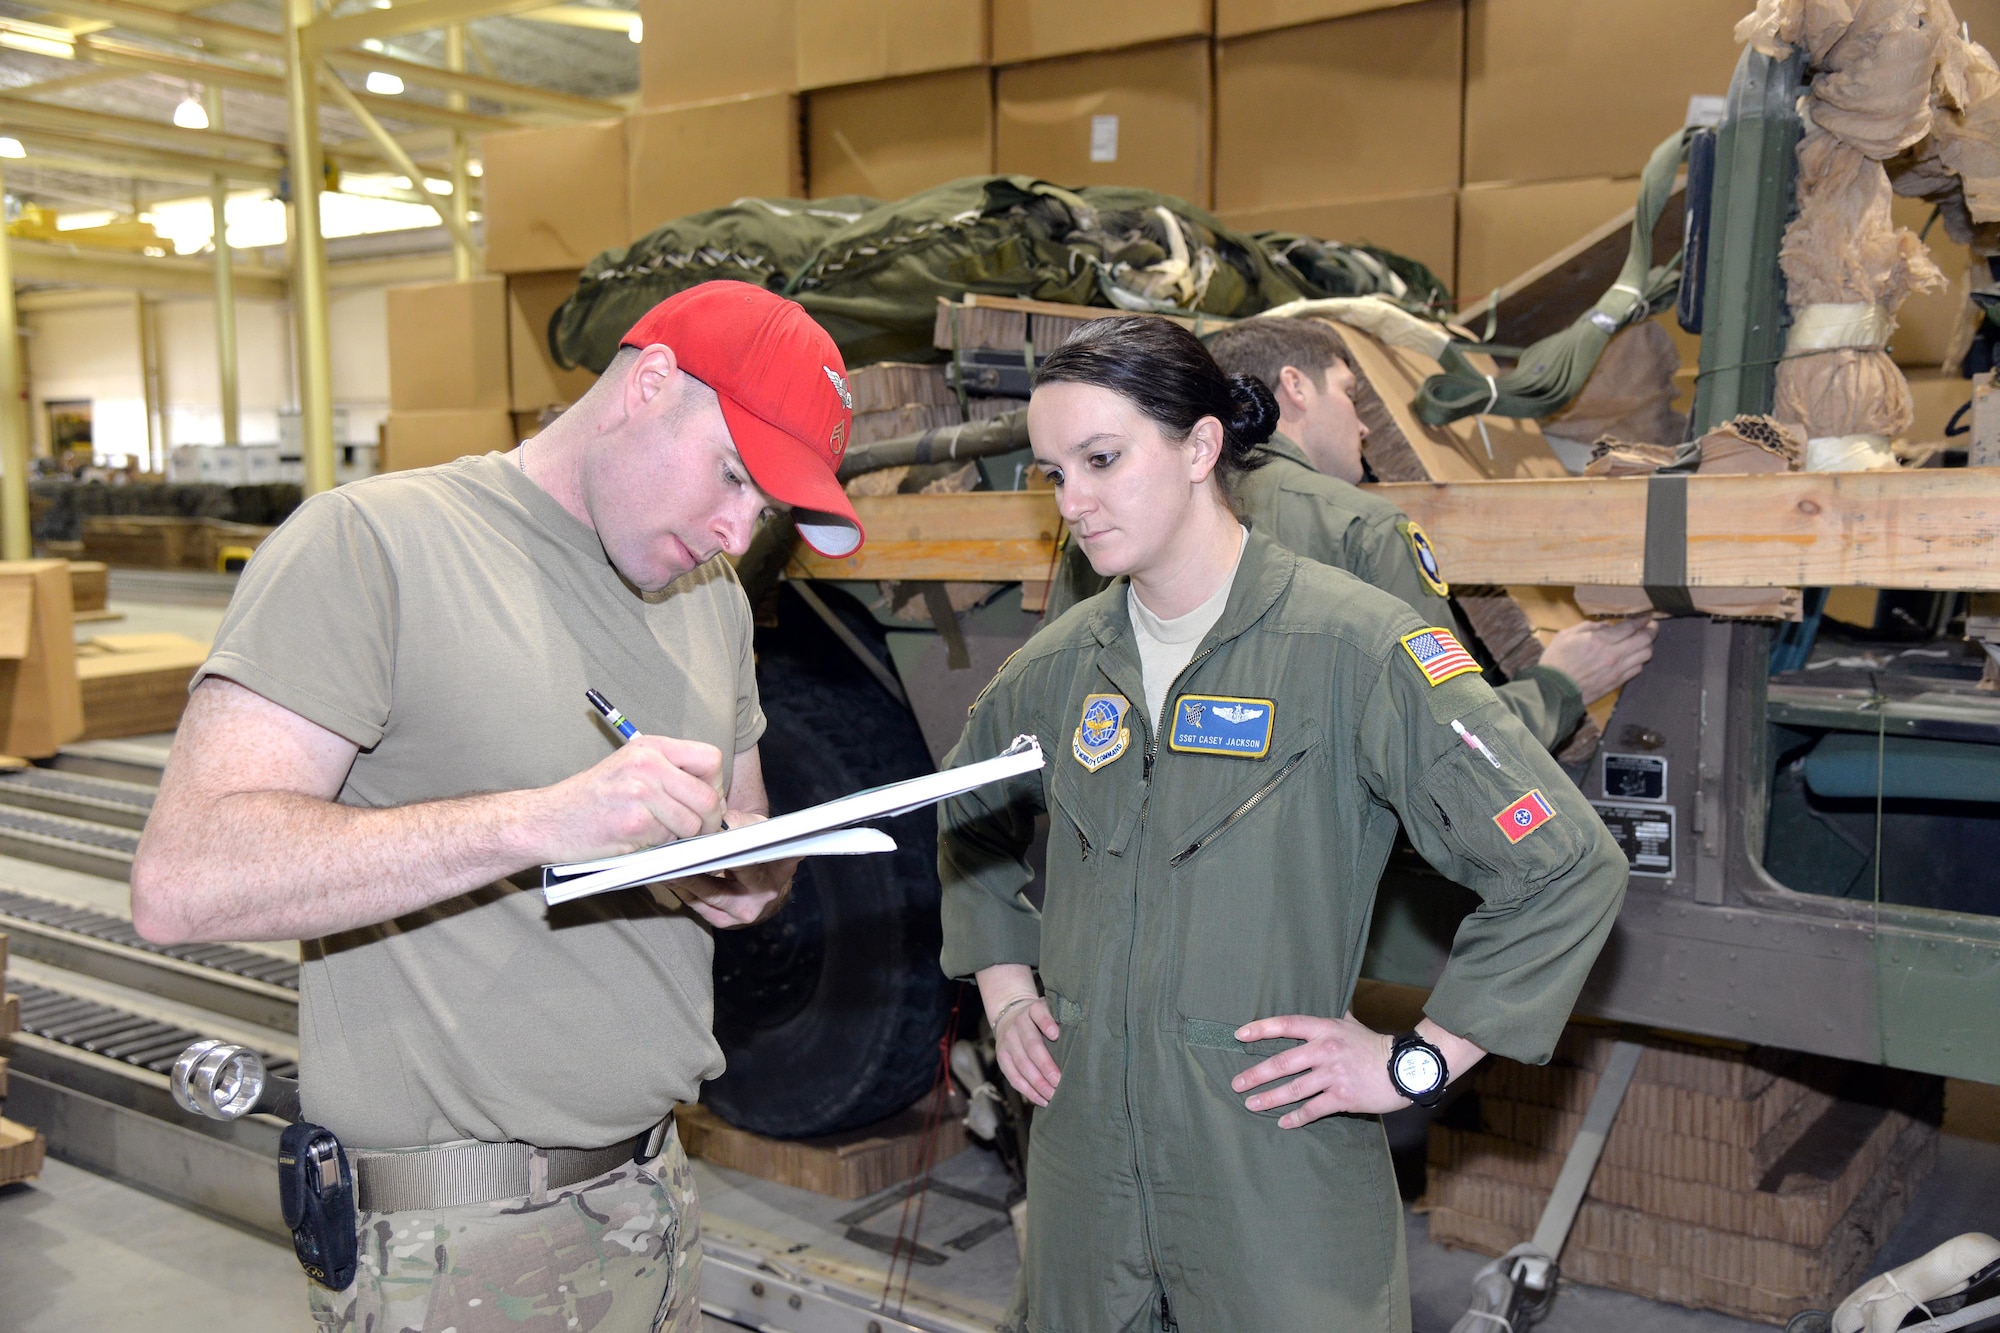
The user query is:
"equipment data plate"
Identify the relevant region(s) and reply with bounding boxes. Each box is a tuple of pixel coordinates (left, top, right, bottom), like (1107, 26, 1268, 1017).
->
(1591, 801, 1676, 878)
(1602, 752, 1668, 803)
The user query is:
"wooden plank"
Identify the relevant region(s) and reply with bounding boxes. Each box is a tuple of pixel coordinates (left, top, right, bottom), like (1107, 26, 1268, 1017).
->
(676, 1100, 966, 1201)
(792, 491, 1064, 582)
(1335, 326, 1568, 482)
(68, 560, 108, 613)
(1379, 472, 2000, 590)
(0, 1117, 46, 1186)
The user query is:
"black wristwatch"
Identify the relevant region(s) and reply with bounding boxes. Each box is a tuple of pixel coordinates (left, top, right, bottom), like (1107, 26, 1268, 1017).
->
(1387, 1032, 1449, 1107)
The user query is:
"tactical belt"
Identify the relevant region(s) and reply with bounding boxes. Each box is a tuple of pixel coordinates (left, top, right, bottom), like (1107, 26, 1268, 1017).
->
(353, 1116, 671, 1214)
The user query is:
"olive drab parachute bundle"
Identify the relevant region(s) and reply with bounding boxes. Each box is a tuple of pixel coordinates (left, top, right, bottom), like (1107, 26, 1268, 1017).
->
(550, 175, 1449, 373)
(550, 195, 879, 374)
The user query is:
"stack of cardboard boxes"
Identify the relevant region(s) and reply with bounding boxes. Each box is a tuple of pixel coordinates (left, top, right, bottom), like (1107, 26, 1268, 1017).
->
(0, 925, 48, 1189)
(1424, 1027, 1941, 1323)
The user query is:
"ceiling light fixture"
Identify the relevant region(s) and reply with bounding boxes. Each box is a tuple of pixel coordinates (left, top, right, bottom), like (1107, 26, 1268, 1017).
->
(173, 96, 209, 130)
(628, 17, 642, 42)
(0, 137, 25, 159)
(365, 71, 404, 95)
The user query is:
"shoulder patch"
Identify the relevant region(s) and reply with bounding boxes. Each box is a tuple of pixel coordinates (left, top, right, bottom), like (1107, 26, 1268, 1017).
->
(1397, 519, 1450, 597)
(1400, 627, 1482, 686)
(1073, 693, 1132, 771)
(1494, 789, 1556, 843)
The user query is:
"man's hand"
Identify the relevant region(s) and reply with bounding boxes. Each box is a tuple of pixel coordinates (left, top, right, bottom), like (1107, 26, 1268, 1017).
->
(1538, 616, 1659, 706)
(523, 736, 726, 865)
(651, 810, 798, 928)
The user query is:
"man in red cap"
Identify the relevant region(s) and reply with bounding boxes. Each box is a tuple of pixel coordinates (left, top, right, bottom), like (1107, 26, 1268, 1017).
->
(132, 281, 860, 1330)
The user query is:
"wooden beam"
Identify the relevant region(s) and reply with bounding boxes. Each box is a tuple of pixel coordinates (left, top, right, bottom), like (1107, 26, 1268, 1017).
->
(303, 0, 556, 58)
(1378, 472, 2000, 591)
(788, 492, 1064, 583)
(779, 473, 2000, 592)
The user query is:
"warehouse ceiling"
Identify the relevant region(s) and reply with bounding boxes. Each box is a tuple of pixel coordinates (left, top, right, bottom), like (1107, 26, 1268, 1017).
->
(0, 0, 637, 218)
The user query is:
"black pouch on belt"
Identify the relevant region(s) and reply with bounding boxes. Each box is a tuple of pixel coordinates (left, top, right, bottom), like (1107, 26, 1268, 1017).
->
(279, 1121, 358, 1290)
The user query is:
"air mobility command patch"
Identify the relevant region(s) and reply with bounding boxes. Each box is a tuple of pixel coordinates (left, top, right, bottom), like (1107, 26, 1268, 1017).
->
(1398, 519, 1450, 597)
(1494, 789, 1556, 843)
(1073, 693, 1132, 771)
(1168, 695, 1275, 758)
(1401, 627, 1482, 686)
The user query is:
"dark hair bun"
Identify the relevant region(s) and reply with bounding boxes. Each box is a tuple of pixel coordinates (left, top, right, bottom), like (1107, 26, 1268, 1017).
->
(1225, 373, 1280, 447)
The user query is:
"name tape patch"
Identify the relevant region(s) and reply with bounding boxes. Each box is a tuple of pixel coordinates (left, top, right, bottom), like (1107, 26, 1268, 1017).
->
(1168, 694, 1275, 759)
(1494, 789, 1556, 843)
(1401, 627, 1482, 687)
(1073, 693, 1131, 771)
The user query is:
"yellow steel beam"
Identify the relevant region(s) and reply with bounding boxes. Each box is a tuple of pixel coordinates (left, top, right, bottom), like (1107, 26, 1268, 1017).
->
(0, 161, 27, 560)
(318, 63, 477, 257)
(25, 0, 619, 118)
(6, 125, 284, 187)
(284, 0, 335, 497)
(446, 25, 473, 282)
(69, 35, 528, 136)
(0, 93, 285, 167)
(303, 0, 556, 59)
(8, 240, 288, 299)
(518, 4, 638, 32)
(207, 84, 239, 449)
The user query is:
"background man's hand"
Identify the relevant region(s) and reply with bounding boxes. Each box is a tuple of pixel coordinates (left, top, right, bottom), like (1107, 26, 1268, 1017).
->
(524, 736, 726, 865)
(1538, 616, 1659, 705)
(651, 810, 797, 927)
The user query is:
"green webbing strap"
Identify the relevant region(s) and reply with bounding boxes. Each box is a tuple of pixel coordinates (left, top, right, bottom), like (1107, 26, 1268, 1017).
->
(1415, 127, 1697, 426)
(1642, 471, 1697, 616)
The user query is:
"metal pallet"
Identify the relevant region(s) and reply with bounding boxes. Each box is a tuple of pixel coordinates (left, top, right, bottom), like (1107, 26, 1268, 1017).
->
(0, 767, 156, 830)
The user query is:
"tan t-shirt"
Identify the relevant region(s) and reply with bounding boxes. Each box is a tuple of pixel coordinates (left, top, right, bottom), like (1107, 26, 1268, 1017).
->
(196, 452, 765, 1151)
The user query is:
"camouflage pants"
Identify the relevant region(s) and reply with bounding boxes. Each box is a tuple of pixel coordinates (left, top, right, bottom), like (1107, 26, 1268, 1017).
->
(306, 1123, 701, 1333)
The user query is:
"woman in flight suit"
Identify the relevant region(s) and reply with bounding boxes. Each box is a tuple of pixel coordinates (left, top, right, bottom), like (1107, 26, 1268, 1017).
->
(937, 316, 1629, 1333)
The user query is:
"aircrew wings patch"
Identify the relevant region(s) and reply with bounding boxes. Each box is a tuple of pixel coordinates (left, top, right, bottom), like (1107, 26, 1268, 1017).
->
(1400, 627, 1481, 686)
(1494, 789, 1556, 843)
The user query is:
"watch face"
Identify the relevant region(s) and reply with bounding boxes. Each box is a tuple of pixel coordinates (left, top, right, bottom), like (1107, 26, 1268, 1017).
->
(1394, 1045, 1445, 1095)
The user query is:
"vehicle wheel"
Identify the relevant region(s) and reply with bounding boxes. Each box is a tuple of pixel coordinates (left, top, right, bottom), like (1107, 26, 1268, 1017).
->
(703, 587, 951, 1139)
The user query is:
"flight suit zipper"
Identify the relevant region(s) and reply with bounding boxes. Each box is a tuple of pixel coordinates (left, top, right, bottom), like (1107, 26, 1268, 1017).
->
(1166, 748, 1310, 867)
(1125, 641, 1215, 1325)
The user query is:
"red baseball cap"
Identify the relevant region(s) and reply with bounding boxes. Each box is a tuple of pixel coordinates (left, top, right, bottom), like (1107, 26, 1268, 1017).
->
(621, 281, 862, 558)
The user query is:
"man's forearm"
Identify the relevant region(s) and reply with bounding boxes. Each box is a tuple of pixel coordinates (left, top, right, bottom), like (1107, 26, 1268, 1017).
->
(133, 786, 545, 944)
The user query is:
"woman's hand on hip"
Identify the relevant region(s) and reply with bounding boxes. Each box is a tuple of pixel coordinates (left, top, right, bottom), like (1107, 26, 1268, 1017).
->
(1231, 1013, 1406, 1127)
(993, 996, 1063, 1107)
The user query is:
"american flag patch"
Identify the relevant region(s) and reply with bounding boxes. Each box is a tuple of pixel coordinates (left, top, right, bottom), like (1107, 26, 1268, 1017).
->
(1494, 789, 1556, 843)
(1400, 627, 1481, 686)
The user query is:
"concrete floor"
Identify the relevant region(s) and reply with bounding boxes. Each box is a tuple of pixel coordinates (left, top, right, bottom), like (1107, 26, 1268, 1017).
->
(3, 1134, 1995, 1332)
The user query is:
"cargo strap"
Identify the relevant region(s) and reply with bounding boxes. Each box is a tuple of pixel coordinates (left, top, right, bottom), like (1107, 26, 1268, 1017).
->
(1641, 471, 1697, 616)
(353, 1116, 669, 1214)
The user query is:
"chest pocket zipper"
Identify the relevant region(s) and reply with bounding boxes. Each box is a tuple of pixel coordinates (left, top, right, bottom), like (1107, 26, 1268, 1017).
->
(1168, 749, 1310, 868)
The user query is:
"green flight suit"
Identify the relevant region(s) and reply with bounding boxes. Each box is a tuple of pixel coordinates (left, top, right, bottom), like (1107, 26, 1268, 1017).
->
(1043, 433, 1586, 751)
(939, 531, 1627, 1333)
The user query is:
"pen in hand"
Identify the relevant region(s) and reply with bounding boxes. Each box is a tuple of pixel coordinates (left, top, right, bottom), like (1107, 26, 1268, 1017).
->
(585, 688, 639, 744)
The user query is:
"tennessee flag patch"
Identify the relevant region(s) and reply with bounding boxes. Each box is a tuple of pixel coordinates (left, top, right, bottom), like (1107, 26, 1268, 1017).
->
(1494, 790, 1556, 843)
(1401, 627, 1481, 686)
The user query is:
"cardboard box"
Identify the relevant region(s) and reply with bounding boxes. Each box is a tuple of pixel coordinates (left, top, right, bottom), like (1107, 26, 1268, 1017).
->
(640, 0, 794, 107)
(1455, 175, 1637, 304)
(1889, 194, 1978, 369)
(797, 0, 986, 90)
(1219, 191, 1456, 295)
(1218, 0, 1428, 37)
(808, 68, 993, 200)
(992, 0, 1209, 64)
(481, 120, 630, 274)
(1904, 369, 1975, 445)
(0, 559, 85, 759)
(507, 272, 597, 412)
(388, 277, 510, 412)
(996, 40, 1212, 206)
(1464, 0, 1748, 185)
(381, 410, 516, 474)
(627, 94, 804, 239)
(1215, 1, 1463, 212)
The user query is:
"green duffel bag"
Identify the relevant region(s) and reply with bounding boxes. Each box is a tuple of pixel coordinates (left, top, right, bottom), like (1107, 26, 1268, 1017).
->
(551, 195, 879, 373)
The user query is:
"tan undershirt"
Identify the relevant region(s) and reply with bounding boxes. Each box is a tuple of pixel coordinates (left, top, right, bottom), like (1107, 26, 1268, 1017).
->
(1128, 525, 1248, 728)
